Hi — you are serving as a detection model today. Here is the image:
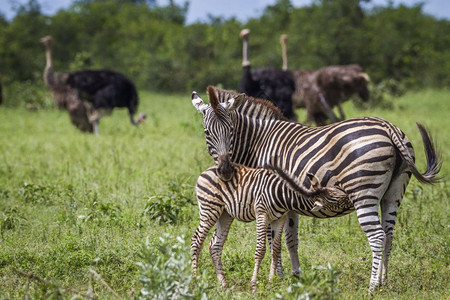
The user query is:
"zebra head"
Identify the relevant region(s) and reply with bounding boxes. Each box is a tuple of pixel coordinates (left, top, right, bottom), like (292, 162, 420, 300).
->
(192, 87, 244, 181)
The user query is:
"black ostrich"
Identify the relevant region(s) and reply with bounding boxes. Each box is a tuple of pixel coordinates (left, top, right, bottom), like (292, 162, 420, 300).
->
(66, 70, 146, 134)
(41, 35, 145, 135)
(238, 29, 296, 121)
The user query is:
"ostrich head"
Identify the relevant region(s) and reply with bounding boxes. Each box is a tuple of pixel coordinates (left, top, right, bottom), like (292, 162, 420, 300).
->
(130, 112, 147, 126)
(137, 112, 147, 123)
(191, 87, 244, 182)
(240, 28, 250, 38)
(356, 73, 371, 102)
(40, 35, 52, 47)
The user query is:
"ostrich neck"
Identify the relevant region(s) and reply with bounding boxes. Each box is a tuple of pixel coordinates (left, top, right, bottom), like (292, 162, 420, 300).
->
(43, 46, 55, 87)
(281, 40, 288, 71)
(242, 37, 250, 67)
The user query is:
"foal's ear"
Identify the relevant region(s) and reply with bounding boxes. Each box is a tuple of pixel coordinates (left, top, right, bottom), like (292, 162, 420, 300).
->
(191, 91, 208, 114)
(220, 93, 245, 111)
(306, 172, 321, 190)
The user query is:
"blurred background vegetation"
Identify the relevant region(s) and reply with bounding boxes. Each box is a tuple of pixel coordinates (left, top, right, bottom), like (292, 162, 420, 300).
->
(0, 0, 449, 103)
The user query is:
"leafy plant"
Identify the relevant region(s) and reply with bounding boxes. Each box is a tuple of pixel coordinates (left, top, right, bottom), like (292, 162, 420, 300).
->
(354, 79, 406, 110)
(77, 200, 123, 224)
(276, 263, 341, 299)
(143, 180, 194, 225)
(137, 233, 210, 299)
(18, 182, 56, 205)
(2, 81, 54, 110)
(0, 207, 27, 237)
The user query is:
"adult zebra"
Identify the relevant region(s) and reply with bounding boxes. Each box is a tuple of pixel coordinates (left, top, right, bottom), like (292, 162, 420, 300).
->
(191, 86, 442, 292)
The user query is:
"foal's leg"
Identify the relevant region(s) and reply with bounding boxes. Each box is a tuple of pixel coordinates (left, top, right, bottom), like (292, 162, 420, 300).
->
(208, 211, 234, 288)
(191, 206, 223, 276)
(251, 214, 269, 293)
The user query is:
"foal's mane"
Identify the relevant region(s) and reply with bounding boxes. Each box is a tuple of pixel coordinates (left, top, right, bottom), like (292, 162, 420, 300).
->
(207, 85, 286, 121)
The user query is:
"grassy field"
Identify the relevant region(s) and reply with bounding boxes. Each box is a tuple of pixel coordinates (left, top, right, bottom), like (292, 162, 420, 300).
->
(0, 89, 448, 299)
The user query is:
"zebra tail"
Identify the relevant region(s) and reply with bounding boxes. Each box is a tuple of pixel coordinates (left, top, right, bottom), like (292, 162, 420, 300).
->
(396, 123, 442, 184)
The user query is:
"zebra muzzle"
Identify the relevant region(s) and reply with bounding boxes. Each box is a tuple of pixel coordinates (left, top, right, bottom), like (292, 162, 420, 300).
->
(217, 154, 235, 182)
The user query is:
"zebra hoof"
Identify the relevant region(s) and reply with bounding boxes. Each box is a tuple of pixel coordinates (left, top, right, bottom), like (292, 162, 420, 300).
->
(250, 281, 256, 294)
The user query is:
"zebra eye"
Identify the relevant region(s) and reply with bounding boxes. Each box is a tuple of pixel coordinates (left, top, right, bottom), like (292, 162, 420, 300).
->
(204, 128, 209, 134)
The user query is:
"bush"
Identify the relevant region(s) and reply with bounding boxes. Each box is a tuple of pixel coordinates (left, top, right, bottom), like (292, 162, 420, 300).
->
(2, 81, 54, 110)
(137, 233, 210, 299)
(143, 180, 194, 225)
(354, 78, 406, 110)
(276, 263, 341, 299)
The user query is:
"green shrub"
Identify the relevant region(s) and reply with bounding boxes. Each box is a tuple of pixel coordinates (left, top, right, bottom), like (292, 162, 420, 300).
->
(143, 180, 194, 225)
(277, 263, 341, 299)
(354, 78, 406, 110)
(2, 81, 54, 110)
(0, 207, 27, 237)
(18, 182, 56, 205)
(137, 233, 210, 299)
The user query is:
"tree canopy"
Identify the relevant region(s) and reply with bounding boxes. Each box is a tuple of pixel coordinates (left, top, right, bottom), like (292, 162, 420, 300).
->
(1, 0, 449, 92)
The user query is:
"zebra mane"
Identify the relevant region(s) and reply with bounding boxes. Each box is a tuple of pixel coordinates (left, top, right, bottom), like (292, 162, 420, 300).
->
(209, 86, 286, 121)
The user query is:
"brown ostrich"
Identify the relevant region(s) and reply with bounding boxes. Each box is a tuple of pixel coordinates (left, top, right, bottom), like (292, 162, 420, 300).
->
(40, 36, 145, 135)
(313, 64, 370, 123)
(280, 35, 370, 125)
(40, 36, 93, 133)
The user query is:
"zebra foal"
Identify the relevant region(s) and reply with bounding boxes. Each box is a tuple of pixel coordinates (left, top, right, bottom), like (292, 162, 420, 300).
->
(191, 164, 348, 291)
(191, 86, 442, 292)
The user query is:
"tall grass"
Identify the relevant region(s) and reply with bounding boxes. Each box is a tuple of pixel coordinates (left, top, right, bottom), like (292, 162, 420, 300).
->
(0, 89, 448, 299)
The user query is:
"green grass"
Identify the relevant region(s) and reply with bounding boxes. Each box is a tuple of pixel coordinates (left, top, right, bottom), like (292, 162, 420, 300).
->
(0, 89, 448, 299)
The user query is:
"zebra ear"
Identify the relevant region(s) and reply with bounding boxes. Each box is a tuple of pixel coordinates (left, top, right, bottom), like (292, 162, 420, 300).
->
(192, 91, 208, 114)
(220, 93, 245, 111)
(306, 173, 321, 190)
(230, 93, 245, 111)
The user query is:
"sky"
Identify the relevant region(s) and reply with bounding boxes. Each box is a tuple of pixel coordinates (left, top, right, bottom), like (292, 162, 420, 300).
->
(1, 0, 449, 23)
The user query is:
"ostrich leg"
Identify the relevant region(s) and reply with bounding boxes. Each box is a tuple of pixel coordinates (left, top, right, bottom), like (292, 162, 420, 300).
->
(318, 92, 338, 123)
(93, 120, 100, 136)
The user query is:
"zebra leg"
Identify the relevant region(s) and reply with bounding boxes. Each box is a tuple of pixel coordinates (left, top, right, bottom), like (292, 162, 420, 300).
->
(269, 215, 287, 282)
(356, 202, 386, 293)
(191, 207, 223, 277)
(251, 214, 269, 293)
(284, 211, 301, 276)
(380, 173, 410, 285)
(208, 211, 234, 288)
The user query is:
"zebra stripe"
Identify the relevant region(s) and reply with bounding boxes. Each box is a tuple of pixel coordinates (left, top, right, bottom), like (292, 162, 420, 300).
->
(191, 164, 349, 290)
(191, 86, 442, 292)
